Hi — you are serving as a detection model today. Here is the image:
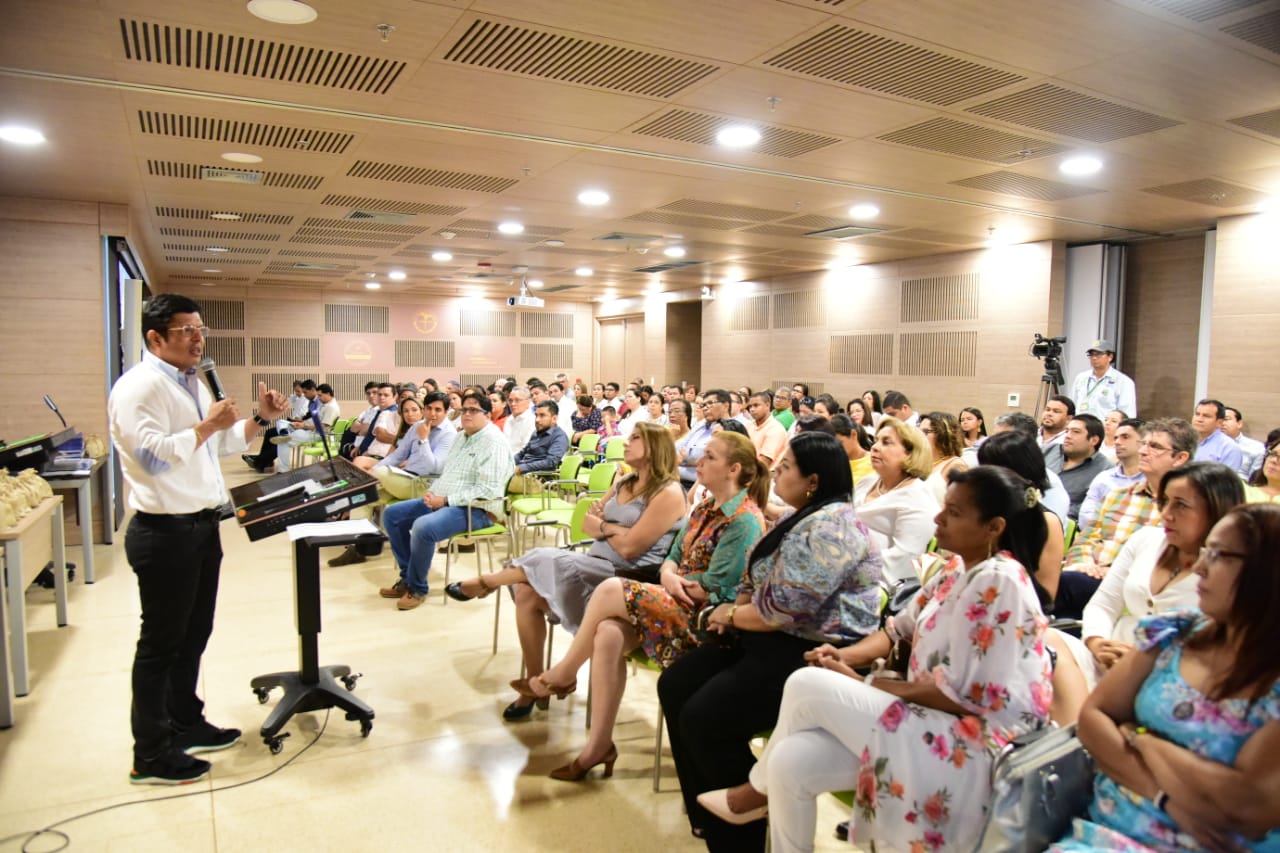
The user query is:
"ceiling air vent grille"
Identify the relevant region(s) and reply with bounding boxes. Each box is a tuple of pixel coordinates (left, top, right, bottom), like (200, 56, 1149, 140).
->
(146, 160, 323, 189)
(805, 225, 887, 239)
(137, 110, 354, 153)
(830, 333, 894, 375)
(165, 256, 260, 265)
(631, 260, 703, 274)
(658, 199, 796, 222)
(900, 273, 980, 323)
(1221, 8, 1280, 54)
(1139, 0, 1267, 21)
(763, 24, 1024, 106)
(1228, 107, 1280, 140)
(158, 228, 279, 241)
(1140, 178, 1268, 207)
(626, 211, 751, 231)
(321, 195, 466, 216)
(877, 117, 1071, 163)
(303, 217, 426, 235)
(950, 171, 1103, 201)
(288, 230, 404, 249)
(632, 109, 841, 157)
(348, 160, 517, 193)
(154, 206, 294, 225)
(899, 331, 979, 377)
(278, 249, 378, 261)
(162, 243, 271, 255)
(437, 219, 572, 240)
(264, 262, 351, 276)
(967, 84, 1181, 142)
(119, 18, 406, 94)
(442, 17, 719, 98)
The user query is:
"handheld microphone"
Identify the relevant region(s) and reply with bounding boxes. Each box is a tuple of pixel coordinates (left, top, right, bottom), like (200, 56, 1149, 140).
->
(197, 357, 226, 401)
(43, 395, 68, 429)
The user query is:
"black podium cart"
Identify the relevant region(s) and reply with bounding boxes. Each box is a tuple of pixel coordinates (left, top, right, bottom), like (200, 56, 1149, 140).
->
(250, 529, 382, 752)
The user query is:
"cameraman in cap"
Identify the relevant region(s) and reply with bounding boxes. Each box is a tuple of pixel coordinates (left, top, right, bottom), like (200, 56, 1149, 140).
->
(1071, 338, 1137, 418)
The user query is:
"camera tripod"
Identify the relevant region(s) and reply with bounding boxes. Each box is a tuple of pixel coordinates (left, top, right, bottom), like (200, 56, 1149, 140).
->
(1033, 362, 1063, 418)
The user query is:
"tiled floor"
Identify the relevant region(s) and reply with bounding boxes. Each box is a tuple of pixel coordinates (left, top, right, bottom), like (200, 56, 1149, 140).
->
(0, 458, 848, 851)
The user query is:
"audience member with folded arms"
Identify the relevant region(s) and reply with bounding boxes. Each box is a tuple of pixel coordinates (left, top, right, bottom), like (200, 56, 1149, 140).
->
(1082, 462, 1244, 675)
(659, 433, 884, 852)
(445, 423, 685, 721)
(513, 432, 768, 780)
(1050, 504, 1280, 852)
(699, 466, 1053, 852)
(852, 418, 940, 583)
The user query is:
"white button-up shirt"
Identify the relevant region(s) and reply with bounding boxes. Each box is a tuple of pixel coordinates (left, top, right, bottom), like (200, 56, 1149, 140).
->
(109, 350, 248, 514)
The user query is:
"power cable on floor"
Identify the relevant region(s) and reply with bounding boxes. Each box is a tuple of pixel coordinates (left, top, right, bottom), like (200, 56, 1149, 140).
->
(0, 710, 331, 853)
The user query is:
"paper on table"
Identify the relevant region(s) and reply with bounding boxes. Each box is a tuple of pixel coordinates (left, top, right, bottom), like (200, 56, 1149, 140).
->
(287, 519, 380, 541)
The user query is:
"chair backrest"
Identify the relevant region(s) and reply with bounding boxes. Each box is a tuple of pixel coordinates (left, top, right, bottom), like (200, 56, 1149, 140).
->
(558, 454, 584, 481)
(603, 437, 625, 460)
(577, 433, 600, 455)
(585, 461, 619, 493)
(330, 418, 352, 437)
(1063, 519, 1078, 549)
(567, 499, 592, 542)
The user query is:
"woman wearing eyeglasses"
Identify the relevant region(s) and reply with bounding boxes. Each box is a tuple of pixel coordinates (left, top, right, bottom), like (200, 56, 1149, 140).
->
(1082, 462, 1244, 675)
(1246, 439, 1280, 503)
(1051, 504, 1280, 853)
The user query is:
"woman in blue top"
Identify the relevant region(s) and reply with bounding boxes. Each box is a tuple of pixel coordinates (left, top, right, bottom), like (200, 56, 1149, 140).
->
(1052, 503, 1280, 852)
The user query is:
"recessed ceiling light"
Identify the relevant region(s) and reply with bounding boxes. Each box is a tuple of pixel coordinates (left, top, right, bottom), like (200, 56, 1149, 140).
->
(221, 152, 263, 164)
(431, 251, 453, 262)
(388, 270, 407, 281)
(716, 125, 761, 148)
(365, 281, 381, 290)
(246, 0, 317, 24)
(497, 221, 524, 235)
(209, 212, 242, 221)
(603, 289, 617, 300)
(663, 246, 686, 258)
(202, 269, 221, 273)
(848, 203, 880, 219)
(528, 279, 544, 289)
(543, 239, 565, 248)
(575, 266, 593, 276)
(1060, 156, 1103, 176)
(205, 246, 229, 253)
(577, 189, 610, 206)
(199, 282, 217, 288)
(0, 125, 45, 145)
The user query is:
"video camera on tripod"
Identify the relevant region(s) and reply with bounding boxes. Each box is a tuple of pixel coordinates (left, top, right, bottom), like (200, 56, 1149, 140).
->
(1029, 333, 1067, 417)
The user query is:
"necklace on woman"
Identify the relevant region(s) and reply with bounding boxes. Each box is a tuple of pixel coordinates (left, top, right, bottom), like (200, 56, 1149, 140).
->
(870, 477, 909, 500)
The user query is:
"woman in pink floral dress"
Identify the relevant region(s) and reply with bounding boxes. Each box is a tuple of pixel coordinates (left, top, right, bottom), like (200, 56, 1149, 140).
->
(700, 465, 1053, 852)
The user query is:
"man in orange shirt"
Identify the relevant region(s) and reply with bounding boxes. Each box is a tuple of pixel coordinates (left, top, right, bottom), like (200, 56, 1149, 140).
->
(744, 391, 788, 467)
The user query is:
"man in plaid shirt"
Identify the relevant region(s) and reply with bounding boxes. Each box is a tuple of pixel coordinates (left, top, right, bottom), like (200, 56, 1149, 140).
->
(1054, 417, 1196, 619)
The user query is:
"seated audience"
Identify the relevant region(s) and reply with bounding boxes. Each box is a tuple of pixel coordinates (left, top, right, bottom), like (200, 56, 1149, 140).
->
(1058, 414, 1115, 521)
(667, 398, 692, 444)
(353, 397, 420, 473)
(1192, 398, 1244, 471)
(344, 382, 400, 465)
(1224, 405, 1266, 479)
(244, 378, 318, 472)
(488, 388, 508, 431)
(677, 390, 728, 487)
(598, 405, 622, 440)
(845, 398, 872, 431)
(1098, 408, 1125, 461)
(880, 390, 917, 427)
(1051, 504, 1280, 853)
(990, 411, 1070, 521)
(977, 430, 1066, 603)
(830, 413, 872, 485)
(445, 423, 685, 719)
(745, 391, 788, 467)
(507, 400, 569, 494)
(920, 411, 969, 503)
(659, 433, 884, 851)
(1083, 462, 1244, 674)
(959, 406, 986, 448)
(1246, 438, 1280, 503)
(445, 390, 463, 425)
(512, 433, 768, 779)
(645, 393, 669, 427)
(852, 418, 939, 582)
(376, 391, 512, 610)
(502, 386, 535, 454)
(771, 387, 795, 430)
(860, 390, 884, 427)
(702, 466, 1053, 852)
(274, 382, 341, 474)
(811, 394, 840, 420)
(1056, 417, 1196, 620)
(1039, 395, 1075, 473)
(1079, 416, 1145, 532)
(570, 395, 603, 444)
(368, 390, 455, 499)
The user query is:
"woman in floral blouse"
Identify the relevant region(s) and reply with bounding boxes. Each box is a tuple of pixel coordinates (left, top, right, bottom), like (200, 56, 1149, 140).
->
(1051, 503, 1280, 852)
(517, 432, 768, 781)
(661, 432, 885, 852)
(701, 465, 1053, 852)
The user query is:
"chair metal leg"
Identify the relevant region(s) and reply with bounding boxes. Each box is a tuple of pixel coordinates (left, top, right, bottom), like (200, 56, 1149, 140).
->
(652, 706, 665, 792)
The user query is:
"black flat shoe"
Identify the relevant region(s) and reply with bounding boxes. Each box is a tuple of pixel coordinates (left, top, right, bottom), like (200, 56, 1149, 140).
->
(501, 697, 549, 721)
(444, 578, 493, 602)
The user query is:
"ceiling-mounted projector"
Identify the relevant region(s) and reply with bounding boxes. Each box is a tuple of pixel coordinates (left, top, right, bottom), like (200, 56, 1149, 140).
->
(508, 294, 545, 308)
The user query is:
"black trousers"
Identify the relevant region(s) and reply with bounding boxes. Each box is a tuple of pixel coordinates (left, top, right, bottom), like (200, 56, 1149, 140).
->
(1054, 571, 1102, 621)
(657, 631, 821, 853)
(249, 427, 282, 467)
(125, 512, 223, 760)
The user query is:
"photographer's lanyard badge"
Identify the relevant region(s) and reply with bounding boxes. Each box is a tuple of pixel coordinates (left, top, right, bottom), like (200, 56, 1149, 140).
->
(1081, 374, 1111, 414)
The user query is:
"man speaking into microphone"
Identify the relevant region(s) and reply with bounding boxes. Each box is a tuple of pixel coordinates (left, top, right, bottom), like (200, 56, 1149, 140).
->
(109, 294, 288, 784)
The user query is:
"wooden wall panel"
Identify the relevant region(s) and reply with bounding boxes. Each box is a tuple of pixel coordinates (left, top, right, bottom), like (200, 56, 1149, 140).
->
(1123, 236, 1204, 419)
(1210, 215, 1280, 434)
(699, 242, 1063, 421)
(664, 301, 703, 388)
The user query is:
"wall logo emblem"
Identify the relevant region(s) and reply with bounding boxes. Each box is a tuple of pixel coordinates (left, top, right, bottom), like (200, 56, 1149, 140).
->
(344, 340, 372, 363)
(413, 312, 437, 334)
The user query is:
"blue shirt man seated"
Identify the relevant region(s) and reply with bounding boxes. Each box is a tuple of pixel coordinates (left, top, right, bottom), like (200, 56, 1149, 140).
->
(509, 399, 570, 493)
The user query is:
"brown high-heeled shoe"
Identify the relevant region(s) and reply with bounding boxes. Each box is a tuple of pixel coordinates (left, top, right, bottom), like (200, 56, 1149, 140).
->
(549, 743, 618, 782)
(512, 673, 577, 700)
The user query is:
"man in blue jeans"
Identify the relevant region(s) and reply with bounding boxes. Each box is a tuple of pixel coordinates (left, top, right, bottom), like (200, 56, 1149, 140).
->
(379, 389, 513, 610)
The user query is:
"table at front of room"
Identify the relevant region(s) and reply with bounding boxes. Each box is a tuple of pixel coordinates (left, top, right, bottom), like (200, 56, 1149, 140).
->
(45, 456, 111, 583)
(0, 495, 69, 704)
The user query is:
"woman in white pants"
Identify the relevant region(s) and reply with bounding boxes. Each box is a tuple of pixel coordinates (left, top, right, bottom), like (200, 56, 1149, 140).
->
(699, 466, 1054, 852)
